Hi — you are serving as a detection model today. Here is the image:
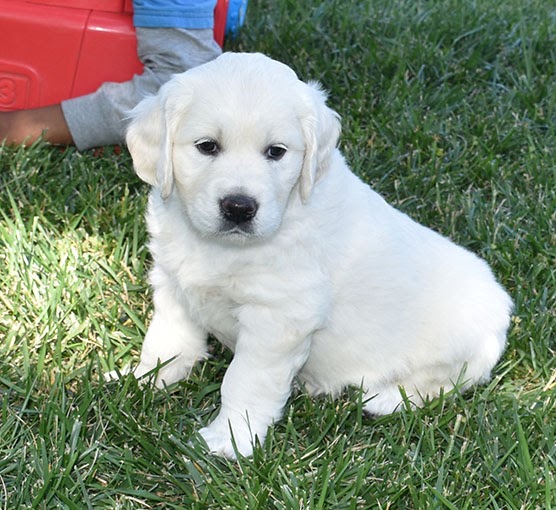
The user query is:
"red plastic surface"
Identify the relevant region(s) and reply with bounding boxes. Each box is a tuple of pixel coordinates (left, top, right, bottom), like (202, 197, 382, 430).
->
(214, 0, 229, 50)
(72, 10, 143, 98)
(25, 0, 129, 13)
(0, 0, 228, 111)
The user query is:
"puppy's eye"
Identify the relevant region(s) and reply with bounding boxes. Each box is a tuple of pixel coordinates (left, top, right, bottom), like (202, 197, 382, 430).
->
(266, 144, 287, 161)
(195, 139, 220, 156)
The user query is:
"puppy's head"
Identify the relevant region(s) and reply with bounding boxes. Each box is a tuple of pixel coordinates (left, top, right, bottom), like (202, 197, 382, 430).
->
(127, 52, 341, 242)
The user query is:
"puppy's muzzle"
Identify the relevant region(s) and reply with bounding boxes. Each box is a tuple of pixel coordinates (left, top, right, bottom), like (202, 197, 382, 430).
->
(219, 194, 259, 225)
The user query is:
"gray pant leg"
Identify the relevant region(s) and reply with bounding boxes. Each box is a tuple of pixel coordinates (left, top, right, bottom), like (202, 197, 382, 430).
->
(61, 28, 221, 150)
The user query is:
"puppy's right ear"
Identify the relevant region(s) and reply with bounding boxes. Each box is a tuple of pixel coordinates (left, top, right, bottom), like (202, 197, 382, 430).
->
(126, 79, 192, 199)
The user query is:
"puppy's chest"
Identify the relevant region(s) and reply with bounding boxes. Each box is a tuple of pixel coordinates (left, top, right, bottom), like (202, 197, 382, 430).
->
(183, 283, 244, 348)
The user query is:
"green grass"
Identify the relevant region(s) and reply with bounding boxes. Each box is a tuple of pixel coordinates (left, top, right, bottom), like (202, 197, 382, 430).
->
(1, 0, 555, 507)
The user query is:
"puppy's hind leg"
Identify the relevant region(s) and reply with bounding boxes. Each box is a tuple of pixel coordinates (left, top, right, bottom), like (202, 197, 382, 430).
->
(135, 275, 207, 388)
(362, 385, 411, 417)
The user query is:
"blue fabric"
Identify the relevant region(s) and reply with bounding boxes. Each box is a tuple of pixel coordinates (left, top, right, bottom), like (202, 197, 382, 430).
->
(226, 0, 248, 36)
(133, 0, 217, 29)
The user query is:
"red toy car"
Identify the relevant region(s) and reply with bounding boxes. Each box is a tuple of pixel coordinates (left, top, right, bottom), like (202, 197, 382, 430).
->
(0, 0, 232, 111)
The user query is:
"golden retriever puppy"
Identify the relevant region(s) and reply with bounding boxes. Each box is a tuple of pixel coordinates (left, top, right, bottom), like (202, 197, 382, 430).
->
(126, 53, 512, 459)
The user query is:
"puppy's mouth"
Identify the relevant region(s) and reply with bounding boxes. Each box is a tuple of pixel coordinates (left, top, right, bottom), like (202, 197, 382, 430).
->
(219, 220, 255, 236)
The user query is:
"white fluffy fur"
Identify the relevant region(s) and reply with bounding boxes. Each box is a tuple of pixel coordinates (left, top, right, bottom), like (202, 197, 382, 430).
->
(126, 52, 512, 459)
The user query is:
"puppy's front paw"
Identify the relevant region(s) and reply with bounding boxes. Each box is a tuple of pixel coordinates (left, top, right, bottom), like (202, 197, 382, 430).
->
(133, 355, 192, 388)
(103, 365, 132, 382)
(198, 413, 265, 459)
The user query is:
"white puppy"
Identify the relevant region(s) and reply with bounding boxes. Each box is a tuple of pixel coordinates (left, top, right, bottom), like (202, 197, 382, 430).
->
(126, 52, 512, 459)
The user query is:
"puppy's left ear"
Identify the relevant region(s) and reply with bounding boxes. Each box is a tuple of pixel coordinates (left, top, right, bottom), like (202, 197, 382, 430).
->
(126, 78, 192, 199)
(298, 81, 341, 202)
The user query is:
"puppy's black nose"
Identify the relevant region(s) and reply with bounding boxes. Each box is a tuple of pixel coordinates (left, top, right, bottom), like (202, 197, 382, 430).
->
(219, 194, 259, 224)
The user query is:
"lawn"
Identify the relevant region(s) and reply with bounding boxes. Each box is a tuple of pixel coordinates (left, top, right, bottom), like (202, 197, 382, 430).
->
(1, 0, 554, 508)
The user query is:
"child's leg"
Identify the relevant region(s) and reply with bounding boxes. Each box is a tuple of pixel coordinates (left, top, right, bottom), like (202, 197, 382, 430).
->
(0, 105, 73, 146)
(61, 28, 221, 150)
